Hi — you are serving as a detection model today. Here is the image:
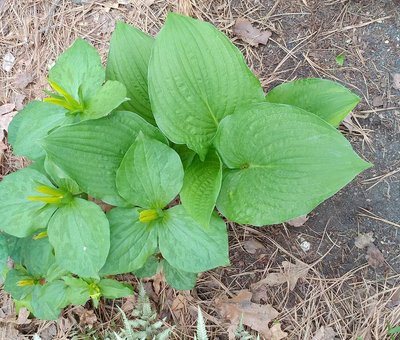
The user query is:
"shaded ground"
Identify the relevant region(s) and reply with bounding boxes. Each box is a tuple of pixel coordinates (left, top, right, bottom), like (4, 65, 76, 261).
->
(0, 0, 399, 339)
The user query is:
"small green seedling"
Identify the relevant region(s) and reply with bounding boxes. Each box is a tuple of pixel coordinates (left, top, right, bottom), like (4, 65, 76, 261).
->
(0, 13, 371, 320)
(336, 53, 345, 66)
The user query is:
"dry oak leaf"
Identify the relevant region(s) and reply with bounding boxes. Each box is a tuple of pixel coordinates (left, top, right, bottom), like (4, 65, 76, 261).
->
(287, 215, 309, 227)
(75, 306, 97, 328)
(270, 322, 288, 340)
(311, 326, 337, 340)
(354, 232, 375, 249)
(366, 244, 385, 268)
(215, 290, 279, 339)
(14, 72, 34, 89)
(233, 18, 272, 46)
(243, 238, 266, 254)
(251, 260, 309, 292)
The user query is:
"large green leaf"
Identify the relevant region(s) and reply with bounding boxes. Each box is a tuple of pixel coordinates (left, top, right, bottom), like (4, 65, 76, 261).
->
(0, 167, 58, 237)
(49, 38, 104, 101)
(98, 278, 133, 299)
(148, 13, 264, 159)
(106, 21, 154, 123)
(82, 80, 128, 120)
(42, 111, 167, 206)
(116, 134, 183, 208)
(8, 101, 70, 160)
(163, 260, 197, 290)
(214, 102, 371, 226)
(63, 276, 90, 305)
(4, 269, 34, 300)
(47, 198, 110, 278)
(265, 78, 360, 127)
(31, 280, 68, 320)
(100, 208, 158, 275)
(20, 236, 55, 277)
(157, 205, 229, 273)
(180, 150, 222, 226)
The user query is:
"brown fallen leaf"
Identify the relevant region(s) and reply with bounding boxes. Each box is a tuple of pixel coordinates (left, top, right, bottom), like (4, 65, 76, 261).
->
(366, 244, 385, 268)
(372, 96, 384, 107)
(251, 260, 309, 292)
(393, 73, 400, 90)
(14, 94, 26, 111)
(75, 306, 97, 328)
(354, 232, 375, 249)
(287, 215, 309, 227)
(171, 294, 187, 311)
(233, 18, 272, 47)
(270, 322, 288, 340)
(243, 238, 266, 254)
(311, 326, 336, 340)
(342, 112, 355, 132)
(216, 290, 279, 339)
(14, 72, 34, 89)
(16, 308, 31, 325)
(0, 103, 15, 115)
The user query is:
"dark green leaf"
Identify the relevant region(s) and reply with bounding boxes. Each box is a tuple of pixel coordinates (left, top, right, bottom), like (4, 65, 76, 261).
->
(100, 208, 158, 275)
(265, 78, 360, 127)
(20, 236, 55, 277)
(47, 198, 110, 278)
(157, 205, 229, 273)
(116, 134, 183, 209)
(133, 255, 159, 278)
(148, 13, 264, 159)
(106, 21, 154, 123)
(180, 150, 222, 226)
(98, 278, 133, 299)
(43, 111, 167, 206)
(163, 260, 197, 290)
(215, 102, 371, 226)
(4, 269, 34, 300)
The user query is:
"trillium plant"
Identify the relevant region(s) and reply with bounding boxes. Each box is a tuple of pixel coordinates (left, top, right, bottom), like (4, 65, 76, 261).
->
(0, 13, 370, 320)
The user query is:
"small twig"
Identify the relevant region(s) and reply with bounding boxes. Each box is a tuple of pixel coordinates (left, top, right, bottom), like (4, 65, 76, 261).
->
(358, 208, 400, 229)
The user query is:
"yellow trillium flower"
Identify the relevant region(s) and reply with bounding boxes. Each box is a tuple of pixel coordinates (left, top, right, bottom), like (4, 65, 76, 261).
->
(139, 209, 159, 223)
(17, 279, 35, 287)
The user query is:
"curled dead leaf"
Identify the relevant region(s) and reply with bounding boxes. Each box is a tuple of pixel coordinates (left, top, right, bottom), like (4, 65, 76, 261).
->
(233, 18, 272, 46)
(14, 72, 34, 89)
(311, 326, 336, 340)
(215, 290, 279, 339)
(354, 232, 375, 249)
(243, 238, 266, 254)
(270, 322, 288, 340)
(366, 244, 385, 268)
(75, 306, 97, 328)
(392, 73, 400, 90)
(287, 215, 309, 227)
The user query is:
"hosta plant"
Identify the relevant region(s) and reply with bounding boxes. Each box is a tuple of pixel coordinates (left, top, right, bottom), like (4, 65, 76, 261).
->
(0, 13, 370, 320)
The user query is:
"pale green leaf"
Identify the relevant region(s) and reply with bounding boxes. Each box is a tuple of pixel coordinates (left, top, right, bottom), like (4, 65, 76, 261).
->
(47, 198, 110, 278)
(148, 13, 264, 159)
(49, 38, 104, 101)
(98, 278, 133, 299)
(157, 205, 229, 273)
(82, 80, 128, 120)
(0, 167, 58, 237)
(31, 280, 68, 320)
(106, 21, 154, 123)
(20, 236, 55, 277)
(173, 144, 196, 169)
(180, 149, 222, 226)
(265, 78, 360, 127)
(8, 101, 70, 160)
(163, 260, 197, 290)
(100, 208, 158, 275)
(215, 102, 371, 226)
(42, 111, 167, 206)
(63, 276, 90, 305)
(4, 269, 34, 300)
(116, 134, 183, 208)
(0, 233, 9, 279)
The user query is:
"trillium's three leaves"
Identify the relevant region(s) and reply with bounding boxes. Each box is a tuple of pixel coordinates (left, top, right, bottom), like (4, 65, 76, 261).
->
(0, 167, 58, 237)
(214, 102, 371, 226)
(8, 101, 71, 160)
(116, 134, 184, 209)
(98, 278, 133, 299)
(81, 80, 128, 120)
(265, 78, 360, 127)
(31, 280, 68, 320)
(47, 198, 110, 278)
(106, 21, 154, 123)
(157, 205, 229, 273)
(49, 38, 104, 101)
(180, 150, 222, 226)
(43, 111, 167, 206)
(148, 13, 264, 159)
(101, 208, 158, 275)
(163, 260, 197, 290)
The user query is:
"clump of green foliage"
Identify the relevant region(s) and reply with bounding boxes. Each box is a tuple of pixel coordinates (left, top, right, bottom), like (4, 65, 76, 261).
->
(0, 12, 371, 320)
